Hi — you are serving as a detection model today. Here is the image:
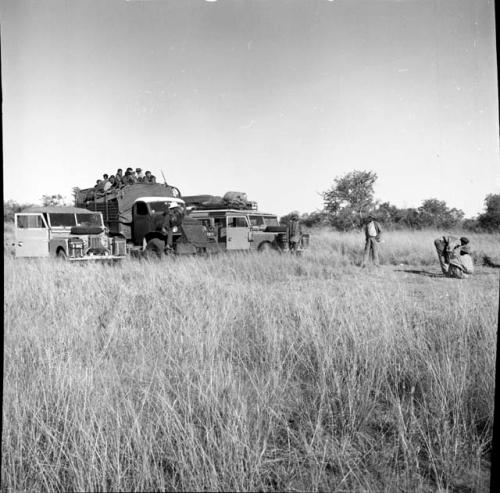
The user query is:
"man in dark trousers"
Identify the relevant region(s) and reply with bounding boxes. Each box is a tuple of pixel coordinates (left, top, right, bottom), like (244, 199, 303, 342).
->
(362, 214, 382, 267)
(153, 203, 184, 251)
(288, 212, 302, 254)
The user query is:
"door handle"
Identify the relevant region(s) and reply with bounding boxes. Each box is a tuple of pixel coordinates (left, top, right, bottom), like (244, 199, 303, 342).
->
(17, 242, 23, 247)
(228, 238, 232, 241)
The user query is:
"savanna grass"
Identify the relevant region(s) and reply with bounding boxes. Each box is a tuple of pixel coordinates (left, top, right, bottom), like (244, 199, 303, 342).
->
(2, 229, 498, 491)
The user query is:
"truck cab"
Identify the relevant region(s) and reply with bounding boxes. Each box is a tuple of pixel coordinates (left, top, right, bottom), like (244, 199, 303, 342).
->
(14, 207, 126, 261)
(131, 197, 186, 246)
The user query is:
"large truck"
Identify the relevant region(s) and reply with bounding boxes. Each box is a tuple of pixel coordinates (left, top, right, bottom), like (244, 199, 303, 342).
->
(75, 183, 218, 257)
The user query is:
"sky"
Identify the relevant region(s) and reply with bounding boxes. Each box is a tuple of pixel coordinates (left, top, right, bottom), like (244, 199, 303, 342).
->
(1, 0, 499, 217)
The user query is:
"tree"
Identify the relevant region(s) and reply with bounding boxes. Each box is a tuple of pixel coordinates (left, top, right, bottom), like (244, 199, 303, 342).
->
(322, 170, 377, 230)
(72, 187, 81, 206)
(478, 193, 500, 231)
(375, 201, 400, 228)
(300, 210, 328, 228)
(41, 194, 67, 207)
(416, 199, 464, 229)
(3, 200, 36, 222)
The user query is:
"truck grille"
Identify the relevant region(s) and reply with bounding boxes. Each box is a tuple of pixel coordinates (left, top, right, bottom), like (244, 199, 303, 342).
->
(88, 235, 105, 250)
(301, 234, 310, 249)
(113, 238, 127, 256)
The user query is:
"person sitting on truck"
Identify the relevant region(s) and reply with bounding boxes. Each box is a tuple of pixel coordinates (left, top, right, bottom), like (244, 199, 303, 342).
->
(123, 168, 136, 185)
(136, 168, 145, 182)
(104, 175, 118, 192)
(115, 169, 124, 187)
(144, 171, 156, 183)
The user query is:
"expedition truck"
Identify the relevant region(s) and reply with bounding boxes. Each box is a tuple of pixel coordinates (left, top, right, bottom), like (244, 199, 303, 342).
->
(13, 206, 127, 261)
(75, 183, 218, 257)
(183, 192, 310, 253)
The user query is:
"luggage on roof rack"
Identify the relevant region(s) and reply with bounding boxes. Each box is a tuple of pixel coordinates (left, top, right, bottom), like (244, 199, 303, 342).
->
(183, 191, 258, 211)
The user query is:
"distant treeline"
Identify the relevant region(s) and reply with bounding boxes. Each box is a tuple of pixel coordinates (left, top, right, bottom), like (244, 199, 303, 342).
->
(4, 175, 500, 233)
(282, 196, 499, 232)
(280, 171, 500, 232)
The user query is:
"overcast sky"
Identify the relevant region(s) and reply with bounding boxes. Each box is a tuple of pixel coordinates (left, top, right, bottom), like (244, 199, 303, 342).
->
(1, 0, 499, 217)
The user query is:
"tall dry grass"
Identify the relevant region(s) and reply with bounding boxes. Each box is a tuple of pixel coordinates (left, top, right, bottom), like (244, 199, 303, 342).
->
(2, 229, 498, 491)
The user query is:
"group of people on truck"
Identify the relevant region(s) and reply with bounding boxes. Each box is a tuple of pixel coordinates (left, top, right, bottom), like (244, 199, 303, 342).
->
(94, 167, 157, 193)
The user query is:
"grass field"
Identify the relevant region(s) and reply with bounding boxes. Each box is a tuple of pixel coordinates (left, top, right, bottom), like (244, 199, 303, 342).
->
(2, 227, 499, 491)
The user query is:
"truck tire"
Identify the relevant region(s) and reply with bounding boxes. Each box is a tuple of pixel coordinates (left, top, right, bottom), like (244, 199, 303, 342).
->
(57, 248, 68, 261)
(145, 238, 165, 259)
(258, 241, 275, 253)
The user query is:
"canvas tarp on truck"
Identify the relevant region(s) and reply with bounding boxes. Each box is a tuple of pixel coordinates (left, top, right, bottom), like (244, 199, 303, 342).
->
(76, 184, 180, 237)
(183, 191, 257, 210)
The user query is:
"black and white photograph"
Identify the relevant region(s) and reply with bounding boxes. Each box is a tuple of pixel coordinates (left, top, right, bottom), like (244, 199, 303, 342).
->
(2, 0, 499, 491)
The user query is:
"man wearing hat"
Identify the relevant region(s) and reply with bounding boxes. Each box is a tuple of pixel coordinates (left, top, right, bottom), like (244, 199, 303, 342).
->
(122, 167, 137, 185)
(153, 202, 184, 251)
(288, 211, 302, 254)
(362, 213, 382, 267)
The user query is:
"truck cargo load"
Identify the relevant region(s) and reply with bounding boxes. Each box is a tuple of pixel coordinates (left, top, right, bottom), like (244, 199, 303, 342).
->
(183, 191, 257, 211)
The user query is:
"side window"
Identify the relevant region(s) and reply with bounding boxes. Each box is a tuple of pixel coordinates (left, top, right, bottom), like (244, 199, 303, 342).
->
(228, 216, 248, 228)
(199, 218, 213, 229)
(136, 201, 149, 216)
(16, 214, 46, 229)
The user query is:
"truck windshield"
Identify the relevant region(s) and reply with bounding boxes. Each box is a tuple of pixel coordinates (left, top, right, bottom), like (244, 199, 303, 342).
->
(264, 216, 279, 226)
(49, 213, 76, 227)
(249, 215, 279, 227)
(76, 213, 103, 227)
(149, 201, 172, 214)
(249, 215, 265, 227)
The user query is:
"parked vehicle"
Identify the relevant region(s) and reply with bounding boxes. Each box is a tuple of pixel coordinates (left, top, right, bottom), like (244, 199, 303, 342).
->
(14, 206, 127, 261)
(75, 183, 218, 257)
(183, 191, 309, 254)
(188, 207, 309, 253)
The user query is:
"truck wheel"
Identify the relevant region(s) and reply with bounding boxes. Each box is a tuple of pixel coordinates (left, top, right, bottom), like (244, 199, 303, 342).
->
(258, 242, 274, 253)
(57, 248, 68, 261)
(145, 238, 165, 259)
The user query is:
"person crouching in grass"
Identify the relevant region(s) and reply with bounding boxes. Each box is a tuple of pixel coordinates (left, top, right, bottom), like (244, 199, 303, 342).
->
(434, 236, 474, 278)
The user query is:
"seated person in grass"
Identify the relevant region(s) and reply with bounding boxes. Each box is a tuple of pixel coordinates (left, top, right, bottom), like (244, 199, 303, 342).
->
(434, 236, 473, 278)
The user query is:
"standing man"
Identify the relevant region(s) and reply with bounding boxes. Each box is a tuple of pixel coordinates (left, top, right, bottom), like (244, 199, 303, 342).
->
(362, 214, 382, 267)
(166, 203, 185, 250)
(288, 212, 302, 254)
